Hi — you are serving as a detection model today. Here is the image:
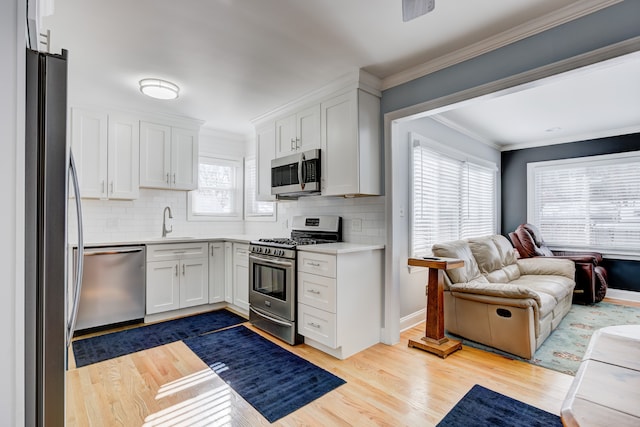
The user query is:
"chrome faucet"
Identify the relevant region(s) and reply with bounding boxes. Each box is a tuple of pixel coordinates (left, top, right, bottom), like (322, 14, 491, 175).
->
(162, 206, 173, 237)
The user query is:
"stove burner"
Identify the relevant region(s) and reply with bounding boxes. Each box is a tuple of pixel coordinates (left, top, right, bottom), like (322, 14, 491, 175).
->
(257, 237, 321, 246)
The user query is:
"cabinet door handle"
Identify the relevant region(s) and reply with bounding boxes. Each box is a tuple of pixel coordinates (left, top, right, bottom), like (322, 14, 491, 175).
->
(173, 173, 176, 184)
(110, 181, 113, 194)
(290, 138, 295, 151)
(296, 137, 301, 149)
(175, 265, 178, 276)
(307, 289, 321, 295)
(101, 180, 105, 194)
(308, 322, 321, 329)
(182, 264, 185, 275)
(211, 246, 214, 256)
(166, 173, 170, 184)
(308, 262, 321, 267)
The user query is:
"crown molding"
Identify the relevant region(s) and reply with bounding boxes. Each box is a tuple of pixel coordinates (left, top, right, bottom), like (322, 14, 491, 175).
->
(381, 0, 623, 90)
(499, 124, 640, 152)
(251, 69, 382, 127)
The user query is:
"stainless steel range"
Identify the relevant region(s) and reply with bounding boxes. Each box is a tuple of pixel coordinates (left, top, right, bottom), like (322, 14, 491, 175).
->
(249, 215, 342, 345)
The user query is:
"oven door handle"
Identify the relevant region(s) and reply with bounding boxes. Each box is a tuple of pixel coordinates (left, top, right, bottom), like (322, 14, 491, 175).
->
(250, 306, 292, 327)
(249, 253, 294, 268)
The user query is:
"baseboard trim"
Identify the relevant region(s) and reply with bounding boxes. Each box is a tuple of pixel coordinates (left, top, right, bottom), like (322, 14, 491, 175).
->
(606, 288, 640, 303)
(400, 309, 425, 332)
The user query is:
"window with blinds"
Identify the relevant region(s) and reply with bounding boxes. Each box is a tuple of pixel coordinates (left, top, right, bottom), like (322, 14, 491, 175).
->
(244, 157, 275, 220)
(187, 155, 243, 220)
(411, 134, 497, 257)
(528, 151, 640, 254)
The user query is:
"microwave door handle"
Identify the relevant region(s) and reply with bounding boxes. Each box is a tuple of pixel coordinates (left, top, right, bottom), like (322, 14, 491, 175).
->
(298, 153, 305, 190)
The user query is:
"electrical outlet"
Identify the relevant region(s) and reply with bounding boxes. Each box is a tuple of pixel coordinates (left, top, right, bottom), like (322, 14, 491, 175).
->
(352, 218, 362, 232)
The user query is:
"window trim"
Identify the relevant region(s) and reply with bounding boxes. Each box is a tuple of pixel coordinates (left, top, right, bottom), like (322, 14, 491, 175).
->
(244, 156, 276, 222)
(527, 150, 640, 257)
(409, 132, 498, 258)
(187, 154, 243, 221)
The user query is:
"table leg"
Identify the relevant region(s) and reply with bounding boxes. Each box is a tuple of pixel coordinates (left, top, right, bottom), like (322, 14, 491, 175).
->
(408, 267, 462, 358)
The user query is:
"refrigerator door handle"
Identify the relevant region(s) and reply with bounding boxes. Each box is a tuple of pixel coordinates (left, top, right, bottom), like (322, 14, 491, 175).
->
(67, 151, 84, 348)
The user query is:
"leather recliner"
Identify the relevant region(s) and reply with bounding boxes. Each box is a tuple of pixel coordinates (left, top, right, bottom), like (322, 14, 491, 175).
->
(509, 223, 608, 304)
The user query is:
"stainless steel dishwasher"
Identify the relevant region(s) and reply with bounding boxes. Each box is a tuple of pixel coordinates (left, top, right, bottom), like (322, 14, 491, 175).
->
(73, 246, 146, 332)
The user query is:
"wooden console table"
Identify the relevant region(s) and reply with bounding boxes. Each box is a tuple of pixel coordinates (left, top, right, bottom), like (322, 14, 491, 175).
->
(407, 257, 464, 358)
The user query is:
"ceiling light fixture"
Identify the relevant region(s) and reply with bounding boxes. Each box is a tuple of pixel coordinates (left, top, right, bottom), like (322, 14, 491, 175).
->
(139, 78, 180, 100)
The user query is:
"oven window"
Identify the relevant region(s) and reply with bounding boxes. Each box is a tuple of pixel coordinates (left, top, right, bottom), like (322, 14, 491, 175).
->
(253, 263, 287, 301)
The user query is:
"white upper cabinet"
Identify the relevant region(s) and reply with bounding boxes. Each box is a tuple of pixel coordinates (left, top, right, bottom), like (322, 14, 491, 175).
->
(140, 121, 199, 191)
(71, 108, 139, 200)
(255, 124, 276, 201)
(171, 127, 198, 190)
(254, 70, 382, 198)
(321, 89, 381, 197)
(108, 113, 140, 199)
(275, 104, 320, 158)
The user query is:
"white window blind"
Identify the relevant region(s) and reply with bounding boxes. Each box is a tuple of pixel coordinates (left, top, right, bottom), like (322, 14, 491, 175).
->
(411, 134, 497, 257)
(528, 151, 640, 254)
(188, 156, 243, 220)
(244, 157, 275, 220)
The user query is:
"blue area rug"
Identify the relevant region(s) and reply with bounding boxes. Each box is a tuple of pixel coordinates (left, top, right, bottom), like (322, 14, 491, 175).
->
(184, 325, 346, 423)
(437, 384, 562, 427)
(72, 309, 246, 367)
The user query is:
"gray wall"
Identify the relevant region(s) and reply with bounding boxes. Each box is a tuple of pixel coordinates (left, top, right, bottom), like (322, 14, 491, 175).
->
(382, 1, 640, 115)
(502, 133, 640, 292)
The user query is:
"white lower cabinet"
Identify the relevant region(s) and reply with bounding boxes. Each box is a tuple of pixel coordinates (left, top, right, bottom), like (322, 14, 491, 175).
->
(224, 242, 233, 303)
(232, 243, 250, 312)
(297, 248, 383, 359)
(146, 243, 209, 315)
(208, 242, 225, 303)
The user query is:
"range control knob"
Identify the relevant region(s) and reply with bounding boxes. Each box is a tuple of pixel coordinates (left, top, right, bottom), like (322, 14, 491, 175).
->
(265, 248, 271, 255)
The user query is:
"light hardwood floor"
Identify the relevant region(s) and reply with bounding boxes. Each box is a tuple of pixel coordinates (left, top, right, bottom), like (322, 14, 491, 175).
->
(67, 298, 637, 426)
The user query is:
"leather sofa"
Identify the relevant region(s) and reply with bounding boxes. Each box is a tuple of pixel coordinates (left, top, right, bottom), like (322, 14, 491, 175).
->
(432, 235, 575, 359)
(509, 223, 607, 304)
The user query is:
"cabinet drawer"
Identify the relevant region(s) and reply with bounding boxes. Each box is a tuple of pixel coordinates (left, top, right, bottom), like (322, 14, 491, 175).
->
(298, 272, 336, 312)
(146, 243, 208, 261)
(298, 303, 336, 348)
(297, 251, 336, 278)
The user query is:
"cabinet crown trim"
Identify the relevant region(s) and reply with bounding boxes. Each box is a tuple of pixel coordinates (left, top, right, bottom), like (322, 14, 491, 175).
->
(251, 69, 381, 127)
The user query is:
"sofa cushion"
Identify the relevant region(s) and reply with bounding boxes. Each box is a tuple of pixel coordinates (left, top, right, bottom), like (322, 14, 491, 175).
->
(517, 258, 575, 281)
(432, 240, 482, 284)
(468, 237, 502, 274)
(491, 235, 518, 266)
(468, 235, 522, 282)
(511, 275, 575, 303)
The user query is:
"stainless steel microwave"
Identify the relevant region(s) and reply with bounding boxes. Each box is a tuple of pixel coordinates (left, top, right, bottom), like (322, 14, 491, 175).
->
(271, 149, 321, 198)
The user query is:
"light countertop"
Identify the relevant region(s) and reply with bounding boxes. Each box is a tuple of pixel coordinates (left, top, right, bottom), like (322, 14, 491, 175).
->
(76, 234, 264, 248)
(73, 237, 384, 254)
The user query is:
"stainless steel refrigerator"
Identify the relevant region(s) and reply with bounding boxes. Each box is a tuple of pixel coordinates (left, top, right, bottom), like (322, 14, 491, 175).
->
(25, 48, 84, 427)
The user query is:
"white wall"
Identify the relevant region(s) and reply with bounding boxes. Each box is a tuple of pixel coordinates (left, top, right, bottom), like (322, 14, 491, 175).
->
(245, 196, 386, 244)
(393, 117, 501, 325)
(2, 0, 23, 424)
